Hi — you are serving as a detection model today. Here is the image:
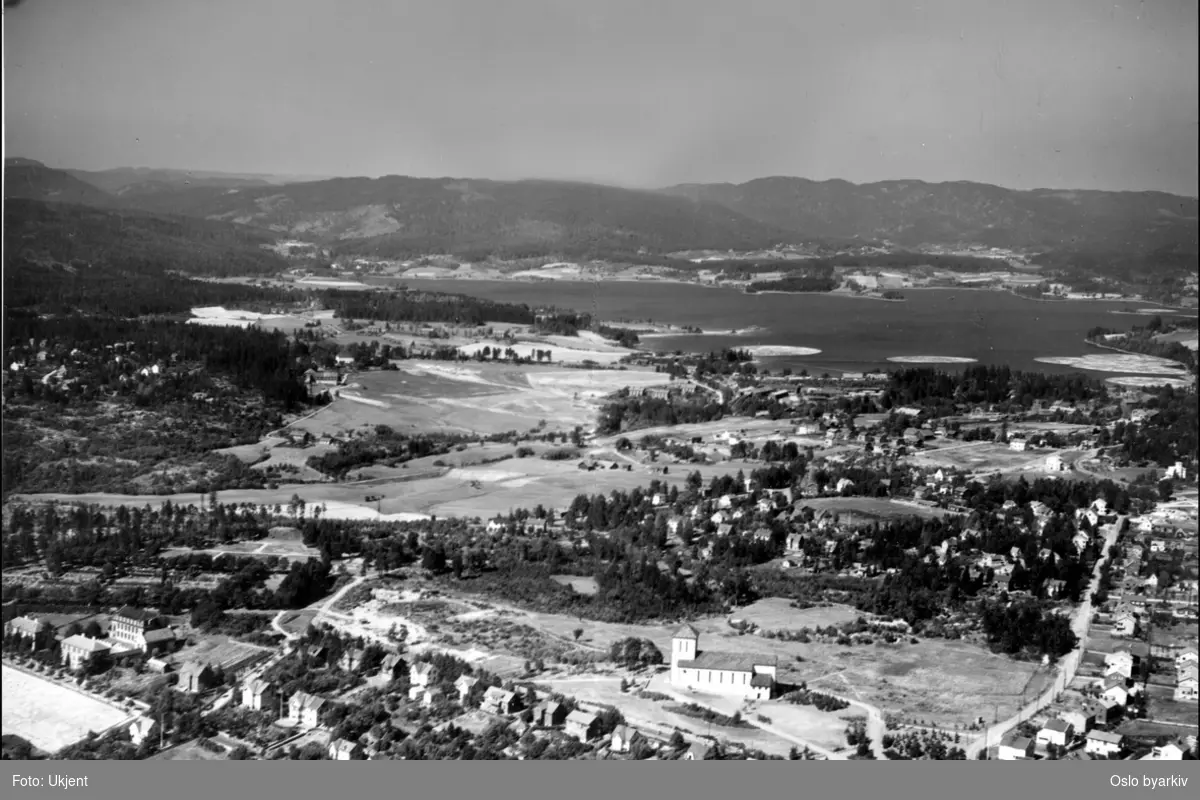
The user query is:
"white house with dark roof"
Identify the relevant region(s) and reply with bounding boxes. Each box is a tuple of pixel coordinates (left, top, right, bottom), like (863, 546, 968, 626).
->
(997, 734, 1035, 760)
(1085, 730, 1124, 757)
(669, 625, 776, 700)
(1037, 718, 1074, 748)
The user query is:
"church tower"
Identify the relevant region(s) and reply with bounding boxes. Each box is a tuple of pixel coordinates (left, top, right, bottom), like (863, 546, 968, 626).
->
(670, 624, 700, 685)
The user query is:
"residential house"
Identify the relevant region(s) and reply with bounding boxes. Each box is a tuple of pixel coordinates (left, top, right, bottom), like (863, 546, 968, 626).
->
(1009, 438, 1028, 452)
(1175, 649, 1198, 671)
(1097, 696, 1122, 720)
(683, 741, 714, 761)
(410, 662, 434, 689)
(423, 687, 445, 708)
(610, 725, 644, 754)
(1143, 742, 1186, 761)
(288, 691, 327, 729)
(60, 635, 111, 670)
(1175, 666, 1198, 702)
(1104, 651, 1135, 680)
(997, 734, 1036, 760)
(1045, 455, 1066, 472)
(242, 678, 275, 712)
(1060, 705, 1100, 734)
(454, 675, 479, 704)
(378, 653, 406, 681)
(1112, 613, 1137, 638)
(338, 648, 365, 672)
(178, 662, 217, 694)
(1084, 730, 1124, 758)
(328, 738, 363, 760)
(482, 686, 520, 716)
(565, 710, 601, 742)
(1036, 718, 1074, 748)
(1102, 684, 1129, 707)
(1044, 579, 1068, 599)
(486, 519, 506, 535)
(127, 716, 156, 748)
(5, 615, 51, 646)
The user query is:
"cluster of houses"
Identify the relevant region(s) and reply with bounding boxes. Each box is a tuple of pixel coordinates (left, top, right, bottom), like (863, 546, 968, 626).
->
(243, 654, 714, 761)
(6, 607, 183, 671)
(5, 339, 183, 395)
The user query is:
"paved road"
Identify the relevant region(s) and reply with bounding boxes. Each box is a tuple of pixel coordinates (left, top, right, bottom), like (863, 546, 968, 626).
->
(965, 516, 1124, 758)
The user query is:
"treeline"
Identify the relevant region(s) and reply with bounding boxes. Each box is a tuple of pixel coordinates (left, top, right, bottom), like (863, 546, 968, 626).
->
(323, 289, 536, 325)
(306, 427, 474, 479)
(1086, 317, 1197, 373)
(883, 365, 1105, 413)
(978, 598, 1078, 659)
(745, 274, 839, 294)
(596, 395, 728, 435)
(1109, 388, 1198, 467)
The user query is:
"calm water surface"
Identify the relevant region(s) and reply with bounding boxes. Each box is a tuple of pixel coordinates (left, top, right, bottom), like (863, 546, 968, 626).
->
(402, 279, 1194, 375)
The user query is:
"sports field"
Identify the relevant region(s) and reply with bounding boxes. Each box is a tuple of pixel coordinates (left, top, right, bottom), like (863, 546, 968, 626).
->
(2, 665, 133, 754)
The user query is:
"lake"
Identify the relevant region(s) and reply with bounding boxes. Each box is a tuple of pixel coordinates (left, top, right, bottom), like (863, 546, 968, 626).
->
(401, 279, 1195, 375)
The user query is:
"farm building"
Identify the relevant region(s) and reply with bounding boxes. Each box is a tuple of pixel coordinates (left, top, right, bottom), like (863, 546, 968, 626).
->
(669, 625, 777, 700)
(177, 662, 217, 694)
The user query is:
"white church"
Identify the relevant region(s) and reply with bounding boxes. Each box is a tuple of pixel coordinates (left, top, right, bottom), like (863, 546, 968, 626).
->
(669, 624, 778, 701)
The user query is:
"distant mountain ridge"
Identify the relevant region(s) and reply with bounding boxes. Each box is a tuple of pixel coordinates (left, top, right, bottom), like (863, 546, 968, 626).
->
(660, 176, 1198, 257)
(5, 158, 1196, 267)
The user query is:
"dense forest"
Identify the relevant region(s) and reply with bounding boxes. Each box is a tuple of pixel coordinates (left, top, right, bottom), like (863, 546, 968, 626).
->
(323, 289, 537, 326)
(882, 365, 1107, 413)
(3, 199, 294, 315)
(744, 274, 840, 294)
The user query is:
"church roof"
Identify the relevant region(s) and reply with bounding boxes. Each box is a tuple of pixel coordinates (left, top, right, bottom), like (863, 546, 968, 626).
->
(673, 623, 700, 640)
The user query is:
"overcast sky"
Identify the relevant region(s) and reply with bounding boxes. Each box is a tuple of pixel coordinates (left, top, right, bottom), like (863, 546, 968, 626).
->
(4, 0, 1197, 195)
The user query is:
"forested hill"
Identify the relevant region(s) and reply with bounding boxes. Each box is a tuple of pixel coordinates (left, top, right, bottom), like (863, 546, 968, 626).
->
(3, 161, 122, 208)
(661, 177, 1199, 260)
(3, 199, 293, 316)
(96, 175, 801, 260)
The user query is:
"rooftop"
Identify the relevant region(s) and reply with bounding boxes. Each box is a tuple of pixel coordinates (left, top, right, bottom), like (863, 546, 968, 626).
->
(677, 650, 776, 674)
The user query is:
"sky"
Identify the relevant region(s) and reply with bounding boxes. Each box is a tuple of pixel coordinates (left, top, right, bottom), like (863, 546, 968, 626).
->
(3, 0, 1198, 195)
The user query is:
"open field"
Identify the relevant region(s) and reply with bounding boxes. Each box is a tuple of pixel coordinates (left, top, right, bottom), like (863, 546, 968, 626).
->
(287, 361, 665, 438)
(551, 575, 599, 595)
(904, 441, 1064, 474)
(1146, 689, 1200, 727)
(792, 638, 1054, 729)
(734, 598, 862, 630)
(2, 665, 133, 753)
(796, 497, 954, 521)
(428, 584, 1045, 728)
(149, 738, 230, 760)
